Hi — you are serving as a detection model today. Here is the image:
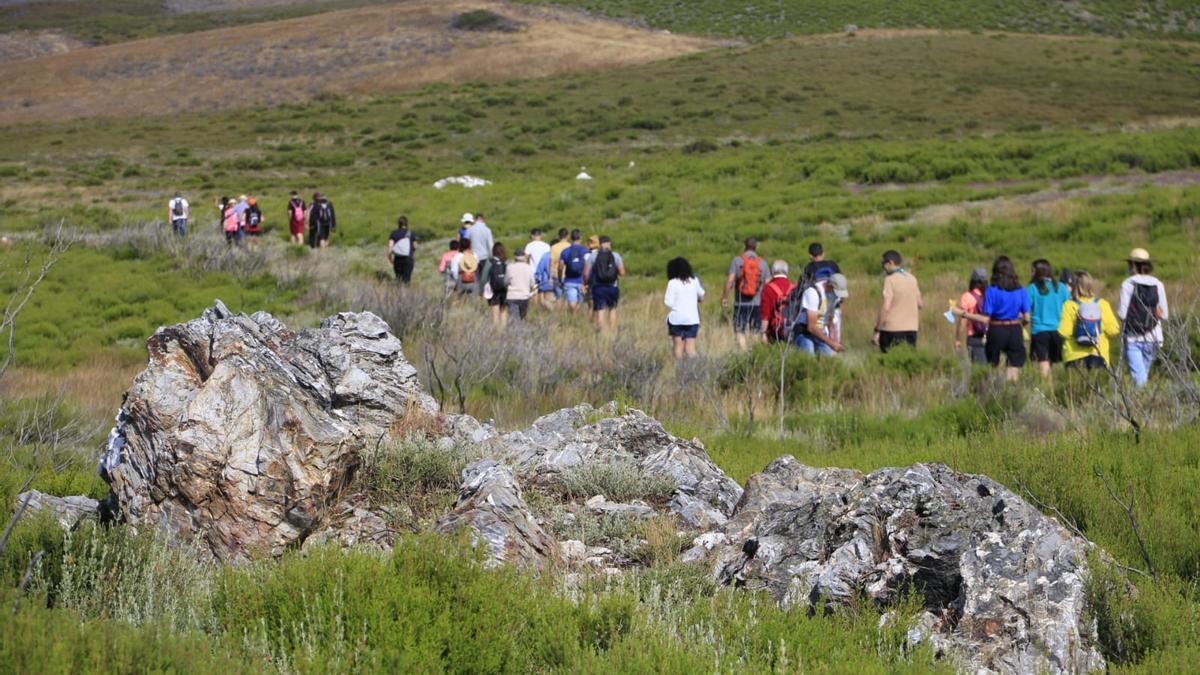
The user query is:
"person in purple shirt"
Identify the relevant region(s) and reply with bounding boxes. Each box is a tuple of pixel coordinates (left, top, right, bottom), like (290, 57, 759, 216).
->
(953, 256, 1031, 382)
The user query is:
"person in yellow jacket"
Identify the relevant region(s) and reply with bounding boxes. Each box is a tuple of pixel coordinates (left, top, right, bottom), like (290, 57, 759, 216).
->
(1057, 271, 1120, 370)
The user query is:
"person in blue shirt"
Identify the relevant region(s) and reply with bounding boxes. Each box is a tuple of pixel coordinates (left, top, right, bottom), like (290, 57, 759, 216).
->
(953, 256, 1031, 382)
(558, 229, 590, 312)
(1027, 259, 1070, 377)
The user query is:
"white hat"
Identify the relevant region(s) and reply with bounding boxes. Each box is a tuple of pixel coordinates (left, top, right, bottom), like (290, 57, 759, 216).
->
(461, 213, 474, 224)
(1127, 248, 1151, 263)
(829, 273, 849, 299)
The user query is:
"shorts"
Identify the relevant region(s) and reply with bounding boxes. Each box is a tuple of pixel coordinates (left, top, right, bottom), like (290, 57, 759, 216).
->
(509, 299, 529, 320)
(793, 332, 834, 356)
(1030, 331, 1063, 364)
(966, 335, 987, 365)
(289, 220, 304, 236)
(986, 324, 1026, 368)
(668, 323, 699, 339)
(592, 285, 619, 310)
(733, 300, 762, 333)
(224, 230, 238, 243)
(488, 289, 508, 307)
(563, 281, 584, 305)
(878, 330, 917, 353)
(1065, 355, 1107, 371)
(315, 224, 331, 242)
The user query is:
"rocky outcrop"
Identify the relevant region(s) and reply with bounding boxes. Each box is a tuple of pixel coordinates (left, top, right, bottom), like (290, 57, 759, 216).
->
(711, 459, 1104, 674)
(15, 490, 99, 530)
(100, 301, 437, 561)
(500, 404, 743, 528)
(435, 459, 555, 568)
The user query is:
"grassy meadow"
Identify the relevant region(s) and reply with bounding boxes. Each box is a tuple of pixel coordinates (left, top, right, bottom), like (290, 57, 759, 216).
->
(2, 10, 1200, 674)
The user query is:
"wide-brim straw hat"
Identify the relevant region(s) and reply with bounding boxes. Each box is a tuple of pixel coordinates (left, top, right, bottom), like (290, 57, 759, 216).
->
(1127, 248, 1151, 263)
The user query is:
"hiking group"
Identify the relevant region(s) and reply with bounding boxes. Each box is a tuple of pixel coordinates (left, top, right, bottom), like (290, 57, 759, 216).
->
(430, 215, 625, 331)
(179, 191, 335, 248)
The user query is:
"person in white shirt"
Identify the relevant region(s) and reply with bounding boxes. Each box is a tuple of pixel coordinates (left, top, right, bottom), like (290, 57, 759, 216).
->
(167, 191, 189, 237)
(524, 228, 551, 272)
(1117, 247, 1169, 387)
(664, 256, 705, 359)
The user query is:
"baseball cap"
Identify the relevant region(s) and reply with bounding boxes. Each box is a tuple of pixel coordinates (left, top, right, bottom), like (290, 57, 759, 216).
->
(461, 213, 474, 224)
(829, 273, 849, 299)
(970, 267, 987, 283)
(1128, 248, 1151, 263)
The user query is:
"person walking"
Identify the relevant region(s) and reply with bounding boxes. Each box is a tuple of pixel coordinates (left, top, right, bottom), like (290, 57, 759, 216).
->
(1117, 248, 1168, 387)
(524, 228, 550, 272)
(506, 248, 537, 321)
(760, 260, 794, 344)
(1027, 259, 1070, 377)
(585, 235, 625, 333)
(287, 191, 306, 245)
(388, 216, 416, 284)
(439, 240, 460, 294)
(309, 193, 336, 248)
(456, 239, 478, 295)
(458, 213, 474, 243)
(801, 242, 840, 285)
(467, 213, 494, 296)
(955, 268, 989, 365)
(558, 229, 589, 311)
(664, 257, 705, 359)
(167, 191, 189, 237)
(954, 256, 1030, 381)
(792, 269, 846, 355)
(873, 250, 923, 353)
(548, 227, 570, 304)
(721, 238, 770, 350)
(244, 198, 264, 238)
(1058, 271, 1120, 371)
(219, 196, 239, 245)
(485, 242, 509, 327)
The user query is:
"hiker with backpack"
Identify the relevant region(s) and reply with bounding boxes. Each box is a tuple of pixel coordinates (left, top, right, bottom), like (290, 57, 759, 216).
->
(167, 192, 189, 237)
(534, 244, 556, 309)
(218, 196, 239, 245)
(439, 240, 461, 294)
(388, 216, 416, 284)
(308, 193, 336, 248)
(506, 248, 538, 321)
(585, 235, 625, 332)
(458, 213, 474, 243)
(244, 198, 264, 239)
(1118, 248, 1168, 387)
(789, 268, 846, 355)
(955, 268, 989, 365)
(485, 242, 509, 327)
(1027, 259, 1070, 377)
(548, 227, 570, 303)
(801, 242, 840, 285)
(952, 256, 1030, 381)
(287, 191, 307, 245)
(721, 238, 770, 350)
(873, 250, 923, 353)
(664, 257, 705, 359)
(558, 229, 590, 311)
(1059, 271, 1119, 371)
(457, 238, 479, 295)
(760, 261, 794, 344)
(467, 213, 494, 296)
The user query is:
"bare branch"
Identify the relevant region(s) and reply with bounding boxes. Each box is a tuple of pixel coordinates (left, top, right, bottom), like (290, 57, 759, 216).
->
(0, 222, 74, 383)
(1093, 467, 1158, 581)
(12, 549, 45, 616)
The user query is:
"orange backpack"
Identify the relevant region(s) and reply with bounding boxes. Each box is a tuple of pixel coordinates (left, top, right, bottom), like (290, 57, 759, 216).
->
(738, 253, 762, 297)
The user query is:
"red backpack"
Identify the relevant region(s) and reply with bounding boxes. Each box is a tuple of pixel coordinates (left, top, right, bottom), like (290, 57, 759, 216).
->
(738, 253, 762, 297)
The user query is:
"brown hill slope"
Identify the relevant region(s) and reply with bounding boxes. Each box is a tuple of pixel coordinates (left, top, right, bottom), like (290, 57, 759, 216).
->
(0, 1, 718, 125)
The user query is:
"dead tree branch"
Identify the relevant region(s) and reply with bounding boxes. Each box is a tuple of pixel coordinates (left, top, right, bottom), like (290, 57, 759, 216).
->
(1093, 467, 1158, 581)
(0, 223, 73, 383)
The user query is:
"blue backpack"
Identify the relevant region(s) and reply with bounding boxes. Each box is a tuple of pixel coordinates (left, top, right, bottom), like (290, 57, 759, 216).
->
(563, 245, 586, 279)
(535, 252, 553, 291)
(1073, 299, 1103, 346)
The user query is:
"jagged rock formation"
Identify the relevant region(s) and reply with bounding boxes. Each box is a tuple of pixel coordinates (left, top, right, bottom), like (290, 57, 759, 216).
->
(15, 490, 99, 530)
(100, 301, 437, 560)
(499, 404, 743, 528)
(435, 459, 556, 568)
(91, 305, 1110, 673)
(711, 458, 1104, 674)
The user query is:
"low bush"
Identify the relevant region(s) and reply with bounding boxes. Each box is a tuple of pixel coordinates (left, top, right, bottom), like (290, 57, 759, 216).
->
(556, 460, 675, 502)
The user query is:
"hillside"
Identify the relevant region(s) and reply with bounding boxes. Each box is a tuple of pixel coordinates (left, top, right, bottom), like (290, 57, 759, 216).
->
(0, 1, 717, 124)
(515, 0, 1200, 41)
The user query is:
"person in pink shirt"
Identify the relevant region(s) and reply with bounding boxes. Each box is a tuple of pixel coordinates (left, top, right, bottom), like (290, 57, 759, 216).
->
(438, 240, 460, 294)
(955, 268, 988, 364)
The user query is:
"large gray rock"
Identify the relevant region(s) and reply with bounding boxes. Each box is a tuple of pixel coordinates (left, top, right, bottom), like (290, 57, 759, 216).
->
(713, 459, 1104, 674)
(100, 301, 438, 561)
(15, 490, 99, 530)
(435, 459, 555, 568)
(500, 404, 743, 528)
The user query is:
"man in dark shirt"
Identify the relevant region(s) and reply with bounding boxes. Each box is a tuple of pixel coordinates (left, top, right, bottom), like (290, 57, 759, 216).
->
(388, 216, 416, 284)
(801, 242, 841, 285)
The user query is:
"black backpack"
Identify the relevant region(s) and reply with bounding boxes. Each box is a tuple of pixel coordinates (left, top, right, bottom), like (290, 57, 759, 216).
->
(593, 250, 619, 284)
(489, 258, 508, 292)
(1124, 282, 1160, 335)
(781, 283, 811, 337)
(312, 202, 332, 227)
(172, 199, 185, 218)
